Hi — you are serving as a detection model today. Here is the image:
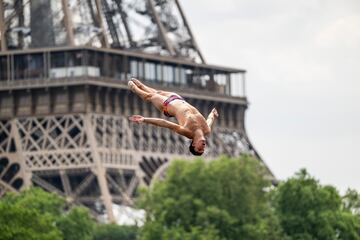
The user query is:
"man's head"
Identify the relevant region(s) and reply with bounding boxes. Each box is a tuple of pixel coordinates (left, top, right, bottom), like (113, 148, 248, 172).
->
(189, 139, 205, 156)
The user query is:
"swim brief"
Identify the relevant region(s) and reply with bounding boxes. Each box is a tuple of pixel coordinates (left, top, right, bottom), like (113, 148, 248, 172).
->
(163, 94, 184, 117)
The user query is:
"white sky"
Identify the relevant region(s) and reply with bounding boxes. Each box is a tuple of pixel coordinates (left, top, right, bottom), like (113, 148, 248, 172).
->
(181, 0, 360, 192)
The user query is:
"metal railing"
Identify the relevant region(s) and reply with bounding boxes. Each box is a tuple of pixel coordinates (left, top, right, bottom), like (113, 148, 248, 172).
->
(0, 75, 247, 100)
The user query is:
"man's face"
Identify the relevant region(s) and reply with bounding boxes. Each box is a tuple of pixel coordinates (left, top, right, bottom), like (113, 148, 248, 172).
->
(193, 139, 206, 154)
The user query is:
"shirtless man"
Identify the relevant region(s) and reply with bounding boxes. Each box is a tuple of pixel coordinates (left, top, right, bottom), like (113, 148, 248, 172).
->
(127, 78, 219, 155)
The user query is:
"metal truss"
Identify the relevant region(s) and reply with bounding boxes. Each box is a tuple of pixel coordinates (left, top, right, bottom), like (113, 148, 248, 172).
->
(0, 0, 205, 62)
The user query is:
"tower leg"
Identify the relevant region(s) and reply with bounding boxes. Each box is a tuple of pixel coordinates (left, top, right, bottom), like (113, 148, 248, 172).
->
(11, 119, 32, 188)
(84, 114, 115, 222)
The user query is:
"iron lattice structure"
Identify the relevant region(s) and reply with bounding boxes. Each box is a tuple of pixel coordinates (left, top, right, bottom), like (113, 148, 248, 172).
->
(0, 0, 204, 62)
(0, 0, 273, 221)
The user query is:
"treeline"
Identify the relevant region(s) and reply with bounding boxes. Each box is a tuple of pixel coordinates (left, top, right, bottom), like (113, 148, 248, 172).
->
(0, 155, 359, 239)
(139, 156, 360, 239)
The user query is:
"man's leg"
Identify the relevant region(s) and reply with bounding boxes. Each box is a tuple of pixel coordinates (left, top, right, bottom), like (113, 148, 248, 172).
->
(128, 81, 152, 100)
(131, 78, 175, 97)
(128, 80, 166, 112)
(131, 78, 157, 93)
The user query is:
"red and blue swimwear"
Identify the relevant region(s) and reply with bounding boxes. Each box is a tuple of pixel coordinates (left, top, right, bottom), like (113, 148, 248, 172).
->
(163, 94, 184, 117)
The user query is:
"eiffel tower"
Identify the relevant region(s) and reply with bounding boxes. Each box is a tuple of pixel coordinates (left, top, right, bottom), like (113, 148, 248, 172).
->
(0, 0, 273, 221)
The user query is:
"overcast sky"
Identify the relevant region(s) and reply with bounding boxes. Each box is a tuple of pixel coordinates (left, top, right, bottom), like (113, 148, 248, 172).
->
(181, 0, 360, 192)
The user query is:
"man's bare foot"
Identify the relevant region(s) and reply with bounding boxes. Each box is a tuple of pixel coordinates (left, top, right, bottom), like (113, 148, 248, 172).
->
(131, 78, 156, 93)
(131, 78, 141, 87)
(128, 80, 137, 92)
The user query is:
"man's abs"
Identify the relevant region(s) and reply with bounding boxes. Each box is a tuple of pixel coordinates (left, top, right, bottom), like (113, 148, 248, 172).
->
(175, 107, 208, 133)
(168, 101, 194, 122)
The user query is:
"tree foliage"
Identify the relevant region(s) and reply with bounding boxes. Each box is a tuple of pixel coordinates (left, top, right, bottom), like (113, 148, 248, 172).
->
(0, 188, 64, 240)
(138, 155, 285, 240)
(343, 188, 360, 216)
(1, 159, 359, 240)
(0, 187, 95, 240)
(57, 207, 95, 240)
(272, 169, 360, 240)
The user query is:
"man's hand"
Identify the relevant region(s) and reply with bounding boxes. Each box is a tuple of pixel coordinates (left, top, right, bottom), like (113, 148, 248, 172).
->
(211, 108, 219, 118)
(129, 115, 145, 124)
(206, 108, 219, 132)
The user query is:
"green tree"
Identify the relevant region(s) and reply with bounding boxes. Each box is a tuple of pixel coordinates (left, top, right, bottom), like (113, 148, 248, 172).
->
(0, 187, 96, 240)
(138, 155, 285, 240)
(0, 188, 64, 240)
(57, 207, 95, 240)
(93, 224, 139, 240)
(343, 188, 360, 216)
(272, 169, 360, 240)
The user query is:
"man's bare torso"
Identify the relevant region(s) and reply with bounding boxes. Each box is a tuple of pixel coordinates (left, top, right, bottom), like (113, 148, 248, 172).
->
(167, 99, 211, 136)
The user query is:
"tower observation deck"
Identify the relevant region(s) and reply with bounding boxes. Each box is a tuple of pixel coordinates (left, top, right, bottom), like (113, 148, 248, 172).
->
(0, 0, 273, 221)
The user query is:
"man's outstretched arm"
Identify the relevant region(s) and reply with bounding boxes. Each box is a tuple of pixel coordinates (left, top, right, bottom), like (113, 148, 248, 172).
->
(206, 108, 219, 131)
(129, 115, 192, 138)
